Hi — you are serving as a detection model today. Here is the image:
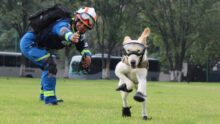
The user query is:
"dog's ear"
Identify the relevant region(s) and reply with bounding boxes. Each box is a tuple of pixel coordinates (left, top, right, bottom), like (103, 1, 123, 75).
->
(123, 36, 131, 45)
(138, 28, 150, 45)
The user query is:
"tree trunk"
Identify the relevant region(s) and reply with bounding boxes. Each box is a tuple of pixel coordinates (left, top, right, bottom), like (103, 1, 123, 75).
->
(101, 53, 111, 79)
(102, 67, 110, 79)
(19, 63, 25, 77)
(63, 47, 70, 78)
(170, 70, 182, 82)
(64, 56, 69, 78)
(102, 50, 112, 79)
(102, 60, 110, 79)
(19, 55, 26, 77)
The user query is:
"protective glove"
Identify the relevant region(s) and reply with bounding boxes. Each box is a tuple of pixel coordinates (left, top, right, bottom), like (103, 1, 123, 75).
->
(70, 31, 80, 43)
(81, 55, 91, 68)
(78, 55, 91, 73)
(48, 63, 57, 75)
(47, 56, 57, 75)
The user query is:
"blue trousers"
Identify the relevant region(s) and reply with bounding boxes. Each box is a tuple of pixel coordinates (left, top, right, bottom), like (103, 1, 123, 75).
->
(20, 32, 57, 104)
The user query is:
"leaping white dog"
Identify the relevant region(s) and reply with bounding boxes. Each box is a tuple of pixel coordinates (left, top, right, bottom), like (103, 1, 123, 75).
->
(115, 28, 151, 120)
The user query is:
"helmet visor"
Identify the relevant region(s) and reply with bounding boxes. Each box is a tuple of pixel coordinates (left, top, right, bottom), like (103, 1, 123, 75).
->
(78, 13, 95, 29)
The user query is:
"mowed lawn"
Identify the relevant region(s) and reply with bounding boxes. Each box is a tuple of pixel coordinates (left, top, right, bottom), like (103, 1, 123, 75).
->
(0, 77, 219, 124)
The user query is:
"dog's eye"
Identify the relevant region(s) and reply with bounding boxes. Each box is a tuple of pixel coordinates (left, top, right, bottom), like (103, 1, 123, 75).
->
(137, 50, 141, 53)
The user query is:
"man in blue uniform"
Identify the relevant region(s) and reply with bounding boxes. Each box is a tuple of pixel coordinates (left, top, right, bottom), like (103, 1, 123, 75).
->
(20, 7, 97, 105)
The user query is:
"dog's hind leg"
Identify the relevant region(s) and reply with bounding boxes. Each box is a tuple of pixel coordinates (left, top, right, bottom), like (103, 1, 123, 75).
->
(119, 80, 132, 117)
(142, 99, 149, 120)
(120, 91, 131, 117)
(121, 90, 129, 107)
(141, 87, 149, 120)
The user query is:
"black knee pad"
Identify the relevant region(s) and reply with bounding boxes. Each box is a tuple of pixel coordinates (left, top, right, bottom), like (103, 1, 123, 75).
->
(48, 63, 57, 75)
(47, 56, 57, 75)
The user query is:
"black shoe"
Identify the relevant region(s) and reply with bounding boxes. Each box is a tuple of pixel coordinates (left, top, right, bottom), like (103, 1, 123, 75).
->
(143, 116, 152, 120)
(122, 106, 131, 117)
(116, 84, 133, 93)
(46, 102, 58, 106)
(133, 92, 145, 102)
(57, 99, 64, 103)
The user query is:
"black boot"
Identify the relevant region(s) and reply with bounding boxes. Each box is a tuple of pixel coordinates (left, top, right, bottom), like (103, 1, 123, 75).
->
(46, 99, 63, 105)
(46, 102, 58, 106)
(133, 92, 145, 102)
(143, 115, 152, 120)
(122, 106, 131, 117)
(57, 99, 64, 103)
(116, 84, 133, 93)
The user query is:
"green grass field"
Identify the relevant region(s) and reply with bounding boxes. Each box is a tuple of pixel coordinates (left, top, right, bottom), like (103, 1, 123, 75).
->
(0, 77, 219, 124)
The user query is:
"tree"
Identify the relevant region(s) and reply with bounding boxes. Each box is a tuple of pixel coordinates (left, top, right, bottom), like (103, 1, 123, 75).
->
(94, 0, 131, 79)
(0, 0, 35, 76)
(140, 0, 217, 81)
(0, 0, 60, 76)
(189, 1, 220, 64)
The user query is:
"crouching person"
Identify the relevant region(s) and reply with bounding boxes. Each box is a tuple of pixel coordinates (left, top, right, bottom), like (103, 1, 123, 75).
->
(20, 6, 97, 105)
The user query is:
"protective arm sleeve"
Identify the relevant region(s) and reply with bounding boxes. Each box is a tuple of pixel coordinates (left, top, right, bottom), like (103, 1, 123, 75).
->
(53, 22, 92, 56)
(53, 22, 76, 43)
(64, 31, 74, 42)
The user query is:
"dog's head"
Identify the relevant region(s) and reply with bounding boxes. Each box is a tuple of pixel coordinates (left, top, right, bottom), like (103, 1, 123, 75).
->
(122, 28, 150, 69)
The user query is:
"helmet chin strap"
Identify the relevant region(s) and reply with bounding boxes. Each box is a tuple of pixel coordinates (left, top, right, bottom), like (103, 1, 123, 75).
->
(73, 19, 78, 32)
(72, 16, 88, 34)
(70, 17, 79, 33)
(73, 18, 88, 34)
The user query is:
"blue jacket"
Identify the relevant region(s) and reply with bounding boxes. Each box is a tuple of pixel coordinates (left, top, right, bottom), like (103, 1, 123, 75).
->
(36, 19, 90, 55)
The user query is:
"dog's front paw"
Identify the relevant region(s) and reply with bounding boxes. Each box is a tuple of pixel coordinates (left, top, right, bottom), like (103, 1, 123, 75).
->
(133, 92, 145, 102)
(116, 84, 133, 93)
(122, 106, 131, 117)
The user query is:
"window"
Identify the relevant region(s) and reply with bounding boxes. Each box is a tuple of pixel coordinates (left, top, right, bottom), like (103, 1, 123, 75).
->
(110, 58, 121, 70)
(4, 56, 17, 67)
(89, 58, 102, 74)
(71, 61, 80, 73)
(148, 60, 160, 72)
(0, 55, 3, 66)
